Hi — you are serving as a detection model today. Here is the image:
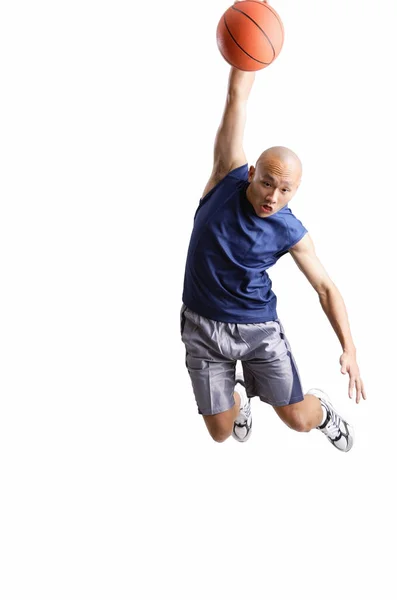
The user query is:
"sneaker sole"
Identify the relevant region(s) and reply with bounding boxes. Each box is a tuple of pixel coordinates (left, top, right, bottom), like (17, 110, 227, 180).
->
(231, 418, 253, 443)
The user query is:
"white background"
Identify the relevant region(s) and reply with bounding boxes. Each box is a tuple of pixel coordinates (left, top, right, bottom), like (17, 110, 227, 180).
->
(1, 0, 396, 598)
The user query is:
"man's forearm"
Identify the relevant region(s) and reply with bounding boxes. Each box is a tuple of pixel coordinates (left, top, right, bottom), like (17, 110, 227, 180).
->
(318, 284, 356, 353)
(228, 67, 255, 101)
(211, 68, 255, 172)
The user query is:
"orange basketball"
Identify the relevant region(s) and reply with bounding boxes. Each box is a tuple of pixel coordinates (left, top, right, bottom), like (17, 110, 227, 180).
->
(216, 1, 284, 71)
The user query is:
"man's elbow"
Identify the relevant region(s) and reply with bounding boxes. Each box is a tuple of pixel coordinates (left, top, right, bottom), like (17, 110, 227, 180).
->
(316, 279, 337, 299)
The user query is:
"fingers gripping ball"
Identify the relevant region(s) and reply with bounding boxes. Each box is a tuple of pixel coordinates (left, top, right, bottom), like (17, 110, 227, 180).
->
(216, 1, 284, 71)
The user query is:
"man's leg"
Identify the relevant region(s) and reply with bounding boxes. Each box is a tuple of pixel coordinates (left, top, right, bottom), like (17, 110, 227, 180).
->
(274, 390, 355, 452)
(203, 391, 241, 443)
(180, 304, 252, 443)
(203, 373, 252, 443)
(239, 318, 354, 451)
(273, 393, 323, 432)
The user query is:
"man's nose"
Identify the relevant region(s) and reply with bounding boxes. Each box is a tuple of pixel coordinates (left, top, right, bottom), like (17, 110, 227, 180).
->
(266, 189, 279, 204)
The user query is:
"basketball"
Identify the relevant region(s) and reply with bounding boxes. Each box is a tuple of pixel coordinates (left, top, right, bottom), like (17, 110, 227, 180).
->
(216, 1, 284, 71)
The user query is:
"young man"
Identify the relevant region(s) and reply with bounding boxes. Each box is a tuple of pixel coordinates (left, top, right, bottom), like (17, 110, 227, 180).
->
(180, 66, 366, 451)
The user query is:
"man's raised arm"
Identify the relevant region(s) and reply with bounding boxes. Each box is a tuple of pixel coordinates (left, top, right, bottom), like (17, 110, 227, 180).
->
(201, 67, 255, 198)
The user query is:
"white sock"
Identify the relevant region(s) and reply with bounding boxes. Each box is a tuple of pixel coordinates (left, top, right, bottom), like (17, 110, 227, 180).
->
(320, 403, 328, 426)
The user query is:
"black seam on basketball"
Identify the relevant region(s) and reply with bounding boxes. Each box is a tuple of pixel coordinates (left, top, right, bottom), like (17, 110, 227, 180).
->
(238, 0, 284, 41)
(231, 5, 275, 60)
(223, 14, 270, 65)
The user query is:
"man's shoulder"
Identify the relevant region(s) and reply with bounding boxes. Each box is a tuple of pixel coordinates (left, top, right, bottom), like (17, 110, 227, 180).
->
(199, 164, 249, 204)
(277, 205, 294, 217)
(276, 205, 305, 224)
(276, 205, 308, 247)
(226, 163, 249, 181)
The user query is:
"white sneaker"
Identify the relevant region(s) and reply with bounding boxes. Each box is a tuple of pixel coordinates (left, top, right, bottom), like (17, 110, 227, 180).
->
(308, 388, 354, 452)
(232, 372, 252, 443)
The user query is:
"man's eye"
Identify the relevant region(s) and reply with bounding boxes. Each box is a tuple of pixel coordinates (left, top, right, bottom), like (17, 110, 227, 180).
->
(262, 182, 271, 187)
(282, 189, 290, 194)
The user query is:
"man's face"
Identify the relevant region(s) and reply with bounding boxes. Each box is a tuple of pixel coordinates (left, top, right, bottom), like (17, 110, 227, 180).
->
(246, 157, 301, 218)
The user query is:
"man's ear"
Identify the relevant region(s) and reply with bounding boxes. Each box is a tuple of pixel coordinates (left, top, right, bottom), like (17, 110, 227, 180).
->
(248, 165, 255, 182)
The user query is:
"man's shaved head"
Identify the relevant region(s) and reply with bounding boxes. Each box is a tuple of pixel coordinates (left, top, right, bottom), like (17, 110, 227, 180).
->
(246, 146, 302, 218)
(256, 146, 302, 181)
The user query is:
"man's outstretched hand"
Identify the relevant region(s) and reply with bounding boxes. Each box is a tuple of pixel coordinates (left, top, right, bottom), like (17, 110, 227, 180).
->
(340, 351, 367, 404)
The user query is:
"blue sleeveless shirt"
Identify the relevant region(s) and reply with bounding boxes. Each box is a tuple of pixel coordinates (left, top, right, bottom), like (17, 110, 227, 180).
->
(182, 164, 307, 323)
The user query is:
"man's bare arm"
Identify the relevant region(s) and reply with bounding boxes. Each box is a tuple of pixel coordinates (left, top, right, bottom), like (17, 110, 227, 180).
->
(201, 68, 255, 198)
(290, 233, 366, 403)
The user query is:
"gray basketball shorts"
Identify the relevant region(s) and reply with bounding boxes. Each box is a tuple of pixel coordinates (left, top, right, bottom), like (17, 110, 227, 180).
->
(180, 303, 304, 415)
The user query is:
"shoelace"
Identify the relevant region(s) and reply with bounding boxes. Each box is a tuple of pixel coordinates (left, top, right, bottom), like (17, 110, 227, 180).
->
(323, 407, 341, 439)
(241, 399, 251, 420)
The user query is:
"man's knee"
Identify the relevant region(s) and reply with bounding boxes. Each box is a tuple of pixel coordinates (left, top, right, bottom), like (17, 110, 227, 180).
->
(209, 428, 231, 443)
(289, 414, 312, 433)
(274, 404, 312, 433)
(203, 411, 234, 442)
